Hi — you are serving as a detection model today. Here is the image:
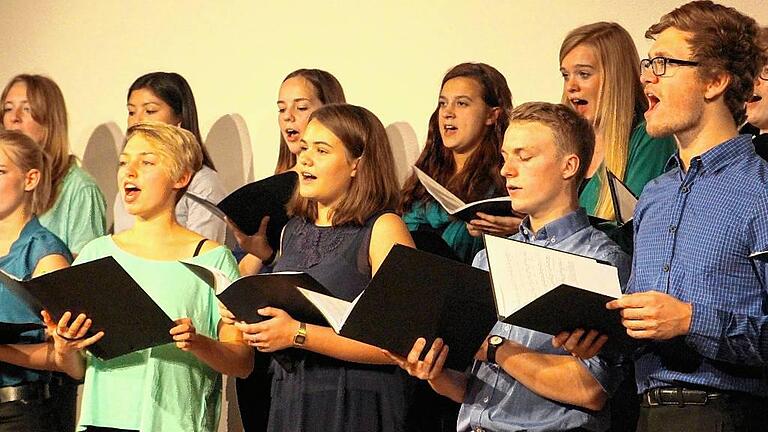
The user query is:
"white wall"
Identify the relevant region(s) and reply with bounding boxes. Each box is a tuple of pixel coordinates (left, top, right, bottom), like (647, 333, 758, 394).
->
(1, 0, 766, 180)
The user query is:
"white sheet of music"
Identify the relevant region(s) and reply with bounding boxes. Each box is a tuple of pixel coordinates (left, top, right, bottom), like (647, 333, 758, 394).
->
(413, 167, 465, 212)
(483, 234, 622, 318)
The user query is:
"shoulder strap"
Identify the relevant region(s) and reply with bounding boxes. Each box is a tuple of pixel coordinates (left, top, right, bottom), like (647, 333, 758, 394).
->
(193, 239, 208, 257)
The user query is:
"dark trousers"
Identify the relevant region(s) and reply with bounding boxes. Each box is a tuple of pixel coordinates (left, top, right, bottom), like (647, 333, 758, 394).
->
(636, 392, 768, 432)
(0, 399, 57, 432)
(237, 352, 272, 431)
(50, 373, 79, 432)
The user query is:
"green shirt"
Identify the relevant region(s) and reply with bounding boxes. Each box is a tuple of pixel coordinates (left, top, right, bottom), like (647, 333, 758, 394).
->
(74, 236, 239, 432)
(38, 164, 106, 254)
(579, 121, 676, 215)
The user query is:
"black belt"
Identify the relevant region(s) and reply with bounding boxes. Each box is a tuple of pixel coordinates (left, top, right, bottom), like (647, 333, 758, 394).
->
(0, 382, 51, 404)
(642, 387, 722, 407)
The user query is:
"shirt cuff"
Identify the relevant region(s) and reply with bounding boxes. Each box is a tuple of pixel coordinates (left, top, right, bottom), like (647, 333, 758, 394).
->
(685, 302, 721, 359)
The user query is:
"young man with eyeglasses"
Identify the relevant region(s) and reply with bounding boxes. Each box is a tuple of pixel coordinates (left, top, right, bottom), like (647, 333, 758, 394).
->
(741, 27, 768, 160)
(558, 2, 768, 431)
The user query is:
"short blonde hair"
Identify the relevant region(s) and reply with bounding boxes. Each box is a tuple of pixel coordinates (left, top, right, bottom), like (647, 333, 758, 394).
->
(0, 130, 52, 215)
(124, 121, 203, 183)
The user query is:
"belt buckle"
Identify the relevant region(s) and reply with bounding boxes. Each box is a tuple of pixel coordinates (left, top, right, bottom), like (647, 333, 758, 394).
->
(645, 388, 660, 407)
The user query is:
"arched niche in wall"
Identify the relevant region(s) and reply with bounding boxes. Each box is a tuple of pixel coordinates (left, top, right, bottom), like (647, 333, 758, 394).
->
(385, 121, 420, 188)
(81, 122, 123, 229)
(205, 113, 254, 193)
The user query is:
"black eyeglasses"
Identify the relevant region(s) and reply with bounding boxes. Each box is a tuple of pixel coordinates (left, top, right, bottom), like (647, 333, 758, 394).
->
(640, 56, 700, 77)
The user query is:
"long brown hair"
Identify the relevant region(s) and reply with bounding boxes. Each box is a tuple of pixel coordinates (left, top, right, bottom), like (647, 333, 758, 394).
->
(289, 104, 398, 226)
(275, 69, 346, 174)
(560, 22, 646, 219)
(399, 63, 511, 213)
(1, 74, 74, 210)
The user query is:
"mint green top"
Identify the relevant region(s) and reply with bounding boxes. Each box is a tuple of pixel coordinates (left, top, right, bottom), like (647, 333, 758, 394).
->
(38, 164, 106, 254)
(579, 121, 676, 215)
(74, 236, 239, 432)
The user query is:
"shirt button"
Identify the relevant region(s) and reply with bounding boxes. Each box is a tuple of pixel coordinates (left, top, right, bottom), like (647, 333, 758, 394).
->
(680, 185, 690, 193)
(662, 264, 670, 272)
(668, 225, 677, 234)
(483, 396, 489, 403)
(549, 237, 556, 243)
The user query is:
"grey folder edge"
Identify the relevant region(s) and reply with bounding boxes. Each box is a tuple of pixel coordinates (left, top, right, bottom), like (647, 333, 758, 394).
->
(483, 234, 637, 353)
(0, 257, 175, 360)
(185, 171, 298, 251)
(190, 244, 497, 371)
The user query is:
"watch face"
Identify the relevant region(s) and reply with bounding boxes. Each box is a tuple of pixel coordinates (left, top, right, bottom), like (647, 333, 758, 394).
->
(294, 334, 306, 345)
(489, 335, 503, 346)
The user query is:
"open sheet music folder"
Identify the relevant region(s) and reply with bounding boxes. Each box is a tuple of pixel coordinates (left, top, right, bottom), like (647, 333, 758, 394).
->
(606, 170, 638, 226)
(0, 257, 175, 360)
(186, 244, 496, 370)
(413, 167, 515, 223)
(483, 234, 636, 352)
(186, 171, 298, 250)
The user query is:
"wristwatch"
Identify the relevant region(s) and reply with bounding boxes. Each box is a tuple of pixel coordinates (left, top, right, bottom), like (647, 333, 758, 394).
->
(486, 335, 505, 364)
(293, 322, 307, 346)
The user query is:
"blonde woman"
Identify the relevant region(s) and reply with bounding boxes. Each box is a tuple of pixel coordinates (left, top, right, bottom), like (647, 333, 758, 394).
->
(559, 22, 676, 220)
(52, 122, 253, 431)
(0, 130, 72, 432)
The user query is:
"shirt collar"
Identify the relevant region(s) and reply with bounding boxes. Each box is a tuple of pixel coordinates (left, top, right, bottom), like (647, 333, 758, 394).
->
(518, 208, 590, 244)
(665, 134, 754, 174)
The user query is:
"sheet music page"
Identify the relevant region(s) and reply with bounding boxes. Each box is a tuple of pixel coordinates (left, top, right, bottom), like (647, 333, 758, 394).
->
(413, 167, 465, 212)
(608, 174, 638, 224)
(483, 235, 621, 318)
(297, 287, 352, 333)
(180, 261, 233, 294)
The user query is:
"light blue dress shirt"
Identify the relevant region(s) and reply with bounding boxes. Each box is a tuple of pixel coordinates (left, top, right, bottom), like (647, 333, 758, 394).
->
(457, 208, 630, 432)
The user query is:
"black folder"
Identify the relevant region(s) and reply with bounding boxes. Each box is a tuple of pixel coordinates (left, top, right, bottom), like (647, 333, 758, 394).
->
(338, 244, 497, 370)
(211, 245, 497, 371)
(0, 322, 45, 344)
(0, 257, 175, 360)
(483, 234, 636, 353)
(188, 171, 298, 250)
(501, 285, 635, 352)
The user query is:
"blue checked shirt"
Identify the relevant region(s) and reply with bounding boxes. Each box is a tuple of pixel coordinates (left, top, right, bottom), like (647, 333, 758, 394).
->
(629, 134, 768, 396)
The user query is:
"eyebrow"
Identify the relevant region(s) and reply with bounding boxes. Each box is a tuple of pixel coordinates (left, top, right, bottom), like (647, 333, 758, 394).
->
(277, 97, 311, 104)
(126, 102, 160, 108)
(439, 95, 475, 101)
(120, 151, 158, 157)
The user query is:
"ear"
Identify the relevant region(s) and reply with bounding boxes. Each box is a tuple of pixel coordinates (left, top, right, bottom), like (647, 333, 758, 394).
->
(350, 157, 360, 178)
(173, 170, 193, 190)
(561, 153, 580, 181)
(703, 70, 731, 101)
(485, 107, 502, 126)
(24, 169, 41, 192)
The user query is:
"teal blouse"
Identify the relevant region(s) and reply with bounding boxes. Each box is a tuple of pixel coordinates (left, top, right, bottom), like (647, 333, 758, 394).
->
(579, 120, 676, 215)
(402, 200, 483, 264)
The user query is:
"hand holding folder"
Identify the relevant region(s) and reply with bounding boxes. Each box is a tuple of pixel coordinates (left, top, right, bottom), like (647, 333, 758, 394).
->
(186, 171, 298, 251)
(185, 244, 497, 370)
(483, 234, 636, 352)
(0, 257, 176, 360)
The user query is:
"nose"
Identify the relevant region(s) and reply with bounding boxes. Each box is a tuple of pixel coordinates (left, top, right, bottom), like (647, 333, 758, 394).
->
(641, 66, 658, 85)
(565, 75, 578, 93)
(281, 107, 295, 122)
(500, 159, 517, 178)
(441, 102, 455, 119)
(298, 149, 313, 167)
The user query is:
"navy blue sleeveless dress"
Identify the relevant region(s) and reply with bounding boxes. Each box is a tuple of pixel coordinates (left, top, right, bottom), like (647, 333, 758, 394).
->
(268, 214, 409, 432)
